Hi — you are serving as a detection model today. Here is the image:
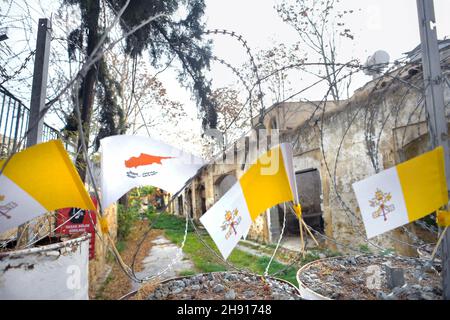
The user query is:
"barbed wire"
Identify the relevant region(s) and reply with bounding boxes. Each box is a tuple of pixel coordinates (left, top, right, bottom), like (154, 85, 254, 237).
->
(1, 0, 448, 295)
(204, 29, 265, 117)
(0, 48, 35, 85)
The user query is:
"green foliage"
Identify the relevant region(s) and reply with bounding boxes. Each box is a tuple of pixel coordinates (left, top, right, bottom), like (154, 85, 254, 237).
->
(301, 251, 321, 264)
(318, 248, 342, 258)
(359, 244, 372, 254)
(117, 204, 140, 241)
(94, 58, 126, 150)
(147, 211, 193, 233)
(140, 186, 156, 196)
(129, 187, 152, 197)
(178, 270, 197, 277)
(65, 0, 216, 131)
(94, 273, 114, 300)
(107, 0, 216, 129)
(115, 240, 127, 253)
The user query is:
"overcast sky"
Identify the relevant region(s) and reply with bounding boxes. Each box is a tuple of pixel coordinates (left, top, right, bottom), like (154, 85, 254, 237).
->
(158, 0, 450, 127)
(203, 0, 450, 83)
(2, 0, 450, 153)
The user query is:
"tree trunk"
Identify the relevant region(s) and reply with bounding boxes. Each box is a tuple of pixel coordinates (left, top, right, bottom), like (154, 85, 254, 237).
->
(76, 0, 100, 182)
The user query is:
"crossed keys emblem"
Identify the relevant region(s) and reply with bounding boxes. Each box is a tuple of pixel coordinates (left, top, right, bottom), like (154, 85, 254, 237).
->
(221, 209, 242, 240)
(0, 195, 17, 219)
(369, 189, 395, 221)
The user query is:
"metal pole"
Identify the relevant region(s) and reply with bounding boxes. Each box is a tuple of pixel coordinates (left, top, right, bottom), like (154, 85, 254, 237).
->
(16, 18, 51, 247)
(26, 18, 51, 147)
(416, 0, 450, 299)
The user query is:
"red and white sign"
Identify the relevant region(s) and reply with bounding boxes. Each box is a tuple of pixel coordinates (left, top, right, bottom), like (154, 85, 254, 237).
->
(57, 196, 97, 259)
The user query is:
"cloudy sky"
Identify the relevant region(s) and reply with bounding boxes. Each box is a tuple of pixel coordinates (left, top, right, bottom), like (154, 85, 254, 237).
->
(159, 0, 450, 127)
(2, 0, 450, 153)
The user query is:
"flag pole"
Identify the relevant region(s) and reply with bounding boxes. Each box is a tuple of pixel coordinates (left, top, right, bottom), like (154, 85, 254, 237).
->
(416, 0, 450, 299)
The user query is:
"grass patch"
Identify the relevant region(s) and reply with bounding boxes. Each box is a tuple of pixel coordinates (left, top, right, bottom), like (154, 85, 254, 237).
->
(94, 274, 114, 300)
(147, 212, 298, 285)
(115, 240, 126, 253)
(359, 244, 372, 254)
(178, 270, 197, 277)
(117, 204, 140, 241)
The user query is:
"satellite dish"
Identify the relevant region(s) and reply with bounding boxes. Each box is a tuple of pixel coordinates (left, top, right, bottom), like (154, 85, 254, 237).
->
(364, 50, 390, 77)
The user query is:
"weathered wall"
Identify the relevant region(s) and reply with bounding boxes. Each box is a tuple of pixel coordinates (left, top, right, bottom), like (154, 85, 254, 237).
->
(88, 203, 117, 293)
(281, 65, 450, 255)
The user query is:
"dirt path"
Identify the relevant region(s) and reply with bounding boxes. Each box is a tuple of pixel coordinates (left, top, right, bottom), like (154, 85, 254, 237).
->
(130, 235, 194, 292)
(93, 220, 194, 300)
(93, 220, 161, 300)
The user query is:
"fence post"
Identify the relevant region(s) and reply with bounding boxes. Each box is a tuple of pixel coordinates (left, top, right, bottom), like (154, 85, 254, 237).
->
(16, 18, 51, 247)
(26, 18, 51, 147)
(416, 0, 450, 299)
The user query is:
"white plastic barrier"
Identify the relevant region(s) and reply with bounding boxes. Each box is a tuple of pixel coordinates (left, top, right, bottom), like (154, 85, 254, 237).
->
(0, 234, 90, 300)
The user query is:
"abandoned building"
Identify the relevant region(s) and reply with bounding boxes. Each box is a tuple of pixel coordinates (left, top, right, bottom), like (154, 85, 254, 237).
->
(169, 48, 450, 256)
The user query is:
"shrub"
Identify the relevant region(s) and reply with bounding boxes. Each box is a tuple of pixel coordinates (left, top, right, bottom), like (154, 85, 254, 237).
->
(117, 204, 140, 241)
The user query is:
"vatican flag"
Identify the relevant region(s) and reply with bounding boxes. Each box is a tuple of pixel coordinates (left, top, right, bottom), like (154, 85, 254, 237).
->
(199, 183, 253, 259)
(352, 147, 448, 239)
(100, 135, 205, 209)
(200, 143, 298, 259)
(0, 140, 95, 233)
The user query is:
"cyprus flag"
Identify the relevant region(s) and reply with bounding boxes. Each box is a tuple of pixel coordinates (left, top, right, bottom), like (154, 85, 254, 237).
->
(100, 135, 205, 209)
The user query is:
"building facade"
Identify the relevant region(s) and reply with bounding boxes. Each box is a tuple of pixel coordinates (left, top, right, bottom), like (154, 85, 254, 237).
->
(170, 56, 450, 256)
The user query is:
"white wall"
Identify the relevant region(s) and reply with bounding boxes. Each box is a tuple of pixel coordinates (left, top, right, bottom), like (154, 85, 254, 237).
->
(0, 235, 89, 300)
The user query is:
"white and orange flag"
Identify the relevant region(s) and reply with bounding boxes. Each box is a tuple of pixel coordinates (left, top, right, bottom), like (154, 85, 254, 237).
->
(100, 135, 205, 209)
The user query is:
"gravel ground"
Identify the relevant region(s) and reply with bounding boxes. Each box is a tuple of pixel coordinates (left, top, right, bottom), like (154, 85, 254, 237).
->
(146, 272, 302, 300)
(298, 255, 442, 300)
(417, 243, 441, 261)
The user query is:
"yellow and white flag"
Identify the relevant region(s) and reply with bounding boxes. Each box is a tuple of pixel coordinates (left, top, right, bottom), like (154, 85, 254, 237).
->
(0, 140, 95, 233)
(200, 143, 298, 259)
(352, 147, 448, 239)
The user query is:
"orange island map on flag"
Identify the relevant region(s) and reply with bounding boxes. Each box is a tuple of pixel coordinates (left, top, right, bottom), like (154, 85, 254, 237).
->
(0, 140, 95, 233)
(124, 153, 174, 169)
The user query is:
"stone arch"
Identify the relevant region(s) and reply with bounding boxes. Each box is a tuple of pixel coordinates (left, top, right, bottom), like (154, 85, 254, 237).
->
(177, 195, 184, 216)
(213, 172, 237, 202)
(185, 187, 194, 218)
(195, 182, 207, 217)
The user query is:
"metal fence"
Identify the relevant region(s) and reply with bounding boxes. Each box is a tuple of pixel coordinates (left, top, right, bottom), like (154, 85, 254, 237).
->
(0, 85, 74, 158)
